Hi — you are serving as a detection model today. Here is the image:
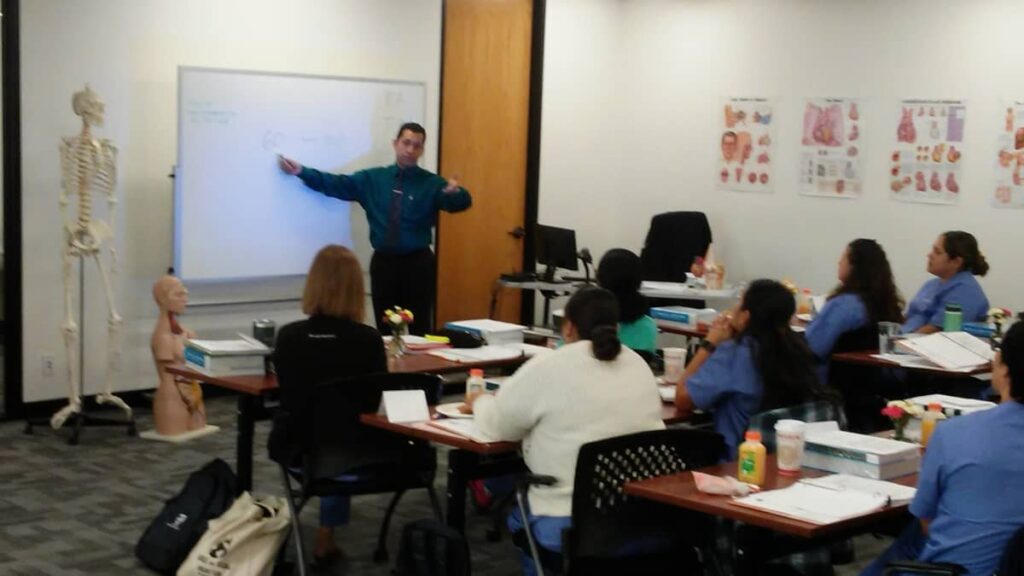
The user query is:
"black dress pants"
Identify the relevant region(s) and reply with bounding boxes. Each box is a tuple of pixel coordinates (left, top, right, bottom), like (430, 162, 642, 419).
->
(370, 249, 436, 335)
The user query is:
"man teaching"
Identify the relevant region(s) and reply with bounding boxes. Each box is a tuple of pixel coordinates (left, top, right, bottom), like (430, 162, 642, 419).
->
(279, 122, 471, 334)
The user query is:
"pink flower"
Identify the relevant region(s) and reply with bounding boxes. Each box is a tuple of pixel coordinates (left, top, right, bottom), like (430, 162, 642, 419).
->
(881, 406, 905, 419)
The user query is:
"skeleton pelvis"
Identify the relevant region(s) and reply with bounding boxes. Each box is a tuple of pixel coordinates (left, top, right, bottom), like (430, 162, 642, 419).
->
(65, 221, 112, 253)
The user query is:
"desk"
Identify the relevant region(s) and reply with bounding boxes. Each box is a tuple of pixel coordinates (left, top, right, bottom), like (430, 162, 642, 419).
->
(624, 456, 916, 540)
(360, 403, 691, 532)
(167, 351, 529, 493)
(831, 350, 991, 377)
(655, 320, 709, 339)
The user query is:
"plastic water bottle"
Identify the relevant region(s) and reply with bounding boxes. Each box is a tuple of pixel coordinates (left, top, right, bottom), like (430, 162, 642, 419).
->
(465, 369, 486, 402)
(943, 303, 963, 332)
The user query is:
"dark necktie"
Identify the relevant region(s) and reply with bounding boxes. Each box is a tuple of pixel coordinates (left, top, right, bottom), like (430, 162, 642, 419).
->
(386, 169, 404, 248)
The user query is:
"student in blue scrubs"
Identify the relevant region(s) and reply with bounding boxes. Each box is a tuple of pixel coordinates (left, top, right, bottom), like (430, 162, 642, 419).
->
(862, 318, 1024, 576)
(674, 279, 833, 457)
(903, 231, 990, 334)
(597, 249, 658, 355)
(805, 239, 904, 379)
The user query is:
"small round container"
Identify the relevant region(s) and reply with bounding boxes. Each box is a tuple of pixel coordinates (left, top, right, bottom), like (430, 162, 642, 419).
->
(774, 419, 807, 476)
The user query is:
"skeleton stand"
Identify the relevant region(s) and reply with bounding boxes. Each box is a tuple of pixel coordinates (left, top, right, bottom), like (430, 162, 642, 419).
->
(25, 257, 137, 444)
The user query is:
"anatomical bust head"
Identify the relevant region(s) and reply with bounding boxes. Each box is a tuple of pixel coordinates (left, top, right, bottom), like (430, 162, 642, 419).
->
(153, 274, 188, 315)
(72, 85, 105, 127)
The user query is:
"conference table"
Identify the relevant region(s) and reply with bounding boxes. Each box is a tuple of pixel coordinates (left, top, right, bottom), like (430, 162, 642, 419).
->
(166, 352, 530, 493)
(830, 350, 992, 377)
(624, 455, 918, 574)
(360, 403, 691, 532)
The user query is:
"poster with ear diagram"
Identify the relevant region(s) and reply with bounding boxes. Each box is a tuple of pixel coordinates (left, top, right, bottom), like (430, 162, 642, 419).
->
(799, 98, 863, 198)
(716, 97, 775, 193)
(992, 100, 1024, 209)
(890, 99, 965, 205)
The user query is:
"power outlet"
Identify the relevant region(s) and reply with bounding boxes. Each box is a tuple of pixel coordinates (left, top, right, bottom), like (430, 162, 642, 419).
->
(41, 354, 56, 378)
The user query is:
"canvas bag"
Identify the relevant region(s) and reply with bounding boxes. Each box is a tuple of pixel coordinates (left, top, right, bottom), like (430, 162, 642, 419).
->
(176, 492, 291, 576)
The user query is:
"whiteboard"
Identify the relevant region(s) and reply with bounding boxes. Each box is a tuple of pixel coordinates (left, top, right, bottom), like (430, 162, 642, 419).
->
(175, 67, 426, 281)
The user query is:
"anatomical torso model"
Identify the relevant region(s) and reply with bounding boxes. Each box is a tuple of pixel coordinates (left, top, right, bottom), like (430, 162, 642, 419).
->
(151, 272, 206, 435)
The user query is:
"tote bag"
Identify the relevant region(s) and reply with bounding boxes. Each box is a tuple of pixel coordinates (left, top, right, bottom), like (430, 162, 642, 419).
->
(177, 492, 291, 576)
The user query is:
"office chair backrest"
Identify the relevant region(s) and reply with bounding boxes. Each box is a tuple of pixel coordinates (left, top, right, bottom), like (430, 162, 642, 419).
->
(640, 211, 712, 282)
(306, 372, 444, 480)
(749, 401, 845, 452)
(568, 428, 725, 559)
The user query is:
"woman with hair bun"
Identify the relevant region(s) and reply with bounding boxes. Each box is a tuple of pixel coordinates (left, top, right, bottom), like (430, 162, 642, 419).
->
(467, 286, 664, 573)
(903, 231, 990, 334)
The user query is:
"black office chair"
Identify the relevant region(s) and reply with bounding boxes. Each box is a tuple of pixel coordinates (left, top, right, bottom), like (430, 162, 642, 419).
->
(640, 211, 712, 309)
(827, 325, 902, 433)
(273, 372, 445, 575)
(513, 428, 726, 575)
(883, 525, 1024, 575)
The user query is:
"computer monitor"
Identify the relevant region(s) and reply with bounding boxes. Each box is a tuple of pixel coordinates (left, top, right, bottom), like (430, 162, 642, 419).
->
(535, 224, 578, 281)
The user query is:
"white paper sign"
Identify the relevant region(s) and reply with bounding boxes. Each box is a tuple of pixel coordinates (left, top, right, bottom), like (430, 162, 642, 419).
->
(380, 390, 431, 424)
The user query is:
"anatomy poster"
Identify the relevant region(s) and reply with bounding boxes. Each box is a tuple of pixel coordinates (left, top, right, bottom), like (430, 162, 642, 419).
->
(890, 99, 965, 205)
(993, 100, 1024, 209)
(716, 98, 774, 193)
(799, 98, 863, 198)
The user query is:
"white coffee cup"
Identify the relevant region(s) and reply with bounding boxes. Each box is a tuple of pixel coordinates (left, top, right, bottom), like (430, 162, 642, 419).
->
(774, 419, 807, 475)
(663, 347, 688, 384)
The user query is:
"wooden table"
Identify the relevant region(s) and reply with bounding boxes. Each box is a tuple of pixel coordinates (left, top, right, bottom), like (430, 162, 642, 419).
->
(167, 352, 528, 493)
(624, 456, 917, 540)
(655, 320, 709, 339)
(359, 403, 691, 532)
(831, 350, 991, 377)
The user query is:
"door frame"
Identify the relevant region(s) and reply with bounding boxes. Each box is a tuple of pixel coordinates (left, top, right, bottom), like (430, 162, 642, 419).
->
(2, 0, 25, 419)
(435, 0, 546, 328)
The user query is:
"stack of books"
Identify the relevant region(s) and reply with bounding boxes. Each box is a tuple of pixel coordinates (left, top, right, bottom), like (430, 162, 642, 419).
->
(444, 319, 527, 346)
(803, 429, 921, 480)
(649, 306, 717, 329)
(184, 338, 271, 376)
(894, 331, 994, 371)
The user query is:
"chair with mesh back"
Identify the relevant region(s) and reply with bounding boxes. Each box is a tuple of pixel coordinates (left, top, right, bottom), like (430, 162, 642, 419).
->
(513, 427, 726, 575)
(274, 372, 445, 576)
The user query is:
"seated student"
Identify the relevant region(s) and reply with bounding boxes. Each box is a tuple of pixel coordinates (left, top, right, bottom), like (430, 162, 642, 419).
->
(597, 248, 658, 355)
(903, 231, 989, 334)
(862, 318, 1024, 576)
(468, 287, 664, 574)
(675, 279, 832, 457)
(806, 238, 904, 379)
(268, 245, 387, 566)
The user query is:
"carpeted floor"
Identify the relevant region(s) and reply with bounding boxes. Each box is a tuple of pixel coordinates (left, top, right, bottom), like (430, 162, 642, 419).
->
(0, 395, 891, 575)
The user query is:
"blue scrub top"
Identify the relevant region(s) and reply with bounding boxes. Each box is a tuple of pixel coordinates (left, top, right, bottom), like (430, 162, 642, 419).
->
(805, 293, 870, 382)
(686, 338, 763, 458)
(910, 401, 1024, 576)
(903, 271, 989, 332)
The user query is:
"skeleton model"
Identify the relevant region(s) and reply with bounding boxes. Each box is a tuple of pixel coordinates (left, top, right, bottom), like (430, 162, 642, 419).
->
(51, 85, 131, 429)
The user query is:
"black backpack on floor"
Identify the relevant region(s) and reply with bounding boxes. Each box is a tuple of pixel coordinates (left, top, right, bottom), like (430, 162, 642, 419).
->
(393, 519, 471, 576)
(135, 458, 237, 575)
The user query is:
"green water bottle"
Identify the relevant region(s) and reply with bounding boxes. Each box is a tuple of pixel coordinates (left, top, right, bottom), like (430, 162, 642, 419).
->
(943, 303, 963, 332)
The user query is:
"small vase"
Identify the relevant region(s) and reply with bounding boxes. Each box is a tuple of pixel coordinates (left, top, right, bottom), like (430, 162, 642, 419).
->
(388, 325, 408, 359)
(892, 419, 907, 442)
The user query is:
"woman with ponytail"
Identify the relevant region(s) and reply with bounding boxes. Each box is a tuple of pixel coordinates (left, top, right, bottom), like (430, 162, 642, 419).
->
(469, 287, 664, 572)
(903, 231, 990, 333)
(675, 279, 832, 456)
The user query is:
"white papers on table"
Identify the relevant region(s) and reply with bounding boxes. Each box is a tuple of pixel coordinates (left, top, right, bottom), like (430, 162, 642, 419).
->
(895, 331, 993, 371)
(512, 343, 553, 358)
(800, 474, 917, 506)
(379, 390, 430, 424)
(639, 281, 738, 300)
(870, 353, 973, 372)
(732, 475, 906, 524)
(427, 346, 525, 363)
(658, 386, 676, 403)
(429, 419, 499, 443)
(906, 394, 997, 415)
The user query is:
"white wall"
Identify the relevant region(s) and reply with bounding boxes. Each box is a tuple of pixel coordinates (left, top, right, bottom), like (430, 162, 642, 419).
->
(541, 0, 1024, 318)
(21, 0, 442, 402)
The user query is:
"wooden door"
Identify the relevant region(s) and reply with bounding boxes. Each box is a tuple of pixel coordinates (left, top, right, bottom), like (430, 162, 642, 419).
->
(435, 0, 532, 327)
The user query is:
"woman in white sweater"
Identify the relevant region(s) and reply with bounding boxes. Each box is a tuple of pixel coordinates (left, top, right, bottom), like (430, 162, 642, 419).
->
(469, 287, 665, 573)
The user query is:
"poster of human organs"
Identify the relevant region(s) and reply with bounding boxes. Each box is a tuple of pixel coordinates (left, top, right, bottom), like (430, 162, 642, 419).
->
(890, 99, 965, 205)
(993, 100, 1024, 209)
(799, 98, 863, 199)
(716, 97, 775, 193)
